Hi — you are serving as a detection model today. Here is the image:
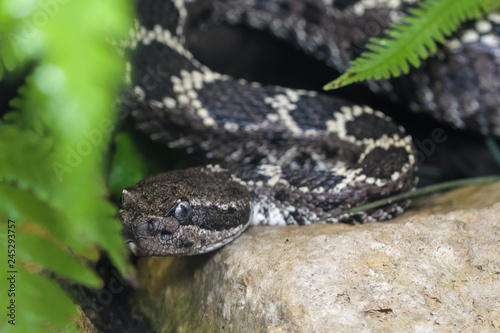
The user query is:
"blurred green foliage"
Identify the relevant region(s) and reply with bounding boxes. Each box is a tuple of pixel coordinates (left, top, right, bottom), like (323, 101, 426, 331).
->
(0, 0, 135, 331)
(109, 131, 151, 198)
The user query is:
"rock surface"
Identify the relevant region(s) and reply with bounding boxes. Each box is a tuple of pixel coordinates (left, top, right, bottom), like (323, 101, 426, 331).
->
(132, 183, 500, 332)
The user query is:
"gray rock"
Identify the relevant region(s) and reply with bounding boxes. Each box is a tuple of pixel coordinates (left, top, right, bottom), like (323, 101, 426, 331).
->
(132, 183, 500, 332)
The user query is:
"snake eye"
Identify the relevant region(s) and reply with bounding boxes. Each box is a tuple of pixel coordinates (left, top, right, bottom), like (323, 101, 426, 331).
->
(174, 201, 191, 223)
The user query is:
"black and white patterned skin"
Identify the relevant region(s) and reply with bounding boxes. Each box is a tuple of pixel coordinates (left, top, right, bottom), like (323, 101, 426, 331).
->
(118, 0, 498, 256)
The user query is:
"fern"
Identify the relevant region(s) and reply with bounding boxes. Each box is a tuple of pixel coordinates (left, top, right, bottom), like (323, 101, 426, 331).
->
(0, 1, 132, 332)
(323, 0, 490, 90)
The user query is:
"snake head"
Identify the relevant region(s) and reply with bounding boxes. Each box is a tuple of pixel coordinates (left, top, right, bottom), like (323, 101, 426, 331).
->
(118, 166, 253, 256)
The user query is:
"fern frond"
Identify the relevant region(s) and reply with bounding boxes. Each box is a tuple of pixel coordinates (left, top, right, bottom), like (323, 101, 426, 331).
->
(324, 0, 489, 90)
(0, 1, 133, 332)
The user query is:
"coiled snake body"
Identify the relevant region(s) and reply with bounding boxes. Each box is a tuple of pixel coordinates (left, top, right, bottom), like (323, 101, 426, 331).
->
(118, 0, 500, 256)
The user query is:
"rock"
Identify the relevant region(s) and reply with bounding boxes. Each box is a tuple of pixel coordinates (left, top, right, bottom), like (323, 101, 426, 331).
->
(132, 183, 500, 332)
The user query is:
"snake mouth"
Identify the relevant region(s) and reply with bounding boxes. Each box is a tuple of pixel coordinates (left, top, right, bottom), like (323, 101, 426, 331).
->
(125, 240, 139, 255)
(122, 216, 181, 256)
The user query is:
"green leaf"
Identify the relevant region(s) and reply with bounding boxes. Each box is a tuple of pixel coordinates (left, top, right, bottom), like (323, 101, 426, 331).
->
(0, 268, 79, 333)
(109, 132, 150, 198)
(324, 0, 489, 90)
(17, 232, 102, 287)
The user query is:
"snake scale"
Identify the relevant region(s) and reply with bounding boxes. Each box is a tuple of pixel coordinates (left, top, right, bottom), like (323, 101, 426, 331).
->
(118, 0, 500, 256)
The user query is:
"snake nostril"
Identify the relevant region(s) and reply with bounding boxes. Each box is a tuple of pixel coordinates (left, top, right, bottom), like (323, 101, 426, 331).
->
(160, 230, 172, 240)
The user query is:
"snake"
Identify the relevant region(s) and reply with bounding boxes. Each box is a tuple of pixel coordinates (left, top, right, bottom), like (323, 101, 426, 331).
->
(118, 0, 500, 256)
